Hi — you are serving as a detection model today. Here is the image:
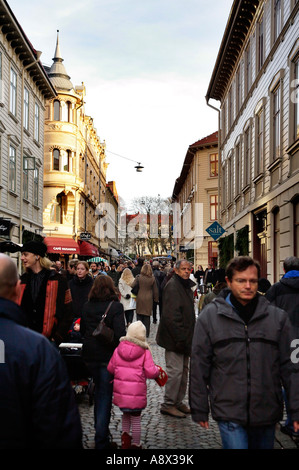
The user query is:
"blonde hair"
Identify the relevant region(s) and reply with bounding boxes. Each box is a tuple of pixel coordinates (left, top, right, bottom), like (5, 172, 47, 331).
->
(121, 267, 135, 286)
(141, 263, 153, 277)
(76, 261, 89, 271)
(39, 256, 53, 270)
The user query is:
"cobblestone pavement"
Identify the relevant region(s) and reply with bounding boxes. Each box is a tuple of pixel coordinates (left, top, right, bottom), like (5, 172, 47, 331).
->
(77, 317, 298, 450)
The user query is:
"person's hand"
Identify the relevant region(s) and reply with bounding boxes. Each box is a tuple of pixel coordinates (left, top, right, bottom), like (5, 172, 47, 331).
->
(198, 421, 209, 429)
(293, 421, 299, 432)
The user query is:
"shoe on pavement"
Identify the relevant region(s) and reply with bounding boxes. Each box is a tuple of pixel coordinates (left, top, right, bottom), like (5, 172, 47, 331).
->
(160, 406, 186, 418)
(177, 403, 191, 414)
(130, 443, 142, 449)
(121, 431, 132, 449)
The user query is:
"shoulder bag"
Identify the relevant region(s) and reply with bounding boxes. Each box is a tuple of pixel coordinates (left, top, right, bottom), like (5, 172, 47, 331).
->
(131, 275, 140, 296)
(92, 301, 114, 344)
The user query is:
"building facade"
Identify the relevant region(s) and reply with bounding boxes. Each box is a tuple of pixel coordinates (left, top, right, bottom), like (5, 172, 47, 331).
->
(0, 0, 56, 268)
(172, 132, 219, 268)
(42, 33, 118, 264)
(207, 0, 299, 281)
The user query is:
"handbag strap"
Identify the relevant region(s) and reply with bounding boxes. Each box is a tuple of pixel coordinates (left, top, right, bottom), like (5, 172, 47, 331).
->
(101, 300, 114, 322)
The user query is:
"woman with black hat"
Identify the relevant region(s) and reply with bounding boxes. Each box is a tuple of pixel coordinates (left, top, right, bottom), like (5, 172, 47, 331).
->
(18, 240, 74, 345)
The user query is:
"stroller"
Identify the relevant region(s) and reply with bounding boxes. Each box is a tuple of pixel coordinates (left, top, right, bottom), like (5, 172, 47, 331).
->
(59, 342, 94, 405)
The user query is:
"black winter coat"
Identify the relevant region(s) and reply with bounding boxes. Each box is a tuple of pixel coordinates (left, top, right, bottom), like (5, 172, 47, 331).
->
(156, 273, 196, 356)
(69, 275, 93, 318)
(0, 298, 82, 449)
(80, 298, 126, 365)
(266, 274, 299, 331)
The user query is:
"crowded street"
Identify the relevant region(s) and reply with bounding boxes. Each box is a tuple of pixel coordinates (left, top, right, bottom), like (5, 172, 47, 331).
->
(77, 319, 298, 451)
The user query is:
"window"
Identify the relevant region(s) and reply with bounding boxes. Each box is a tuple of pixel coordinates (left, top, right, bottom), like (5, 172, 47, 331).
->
(257, 14, 265, 71)
(24, 87, 29, 131)
(228, 153, 233, 204)
(33, 169, 39, 206)
(294, 196, 299, 257)
(256, 107, 265, 175)
(273, 85, 281, 160)
(23, 158, 29, 199)
(61, 150, 72, 172)
(53, 100, 60, 121)
(53, 149, 60, 170)
(228, 87, 233, 128)
(9, 145, 16, 192)
(273, 207, 280, 282)
(210, 195, 218, 221)
(236, 66, 242, 113)
(244, 126, 251, 187)
(67, 101, 72, 122)
(34, 103, 40, 142)
(210, 153, 218, 177)
(274, 0, 282, 42)
(50, 195, 62, 224)
(235, 141, 241, 196)
(10, 68, 17, 116)
(245, 42, 252, 95)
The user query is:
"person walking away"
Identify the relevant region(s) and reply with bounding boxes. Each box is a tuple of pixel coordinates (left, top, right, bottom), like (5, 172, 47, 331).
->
(118, 267, 135, 327)
(80, 275, 126, 449)
(69, 261, 93, 319)
(18, 241, 74, 346)
(107, 321, 160, 449)
(265, 255, 299, 437)
(131, 263, 159, 337)
(190, 255, 299, 449)
(0, 253, 82, 448)
(152, 261, 165, 324)
(156, 259, 196, 418)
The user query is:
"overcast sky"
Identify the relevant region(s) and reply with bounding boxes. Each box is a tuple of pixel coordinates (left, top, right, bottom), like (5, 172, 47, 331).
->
(8, 0, 232, 207)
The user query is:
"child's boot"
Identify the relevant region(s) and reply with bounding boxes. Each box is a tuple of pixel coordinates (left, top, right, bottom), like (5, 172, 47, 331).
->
(121, 431, 132, 449)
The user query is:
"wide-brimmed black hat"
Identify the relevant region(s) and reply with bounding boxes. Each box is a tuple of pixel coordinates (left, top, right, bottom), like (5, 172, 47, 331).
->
(21, 241, 47, 257)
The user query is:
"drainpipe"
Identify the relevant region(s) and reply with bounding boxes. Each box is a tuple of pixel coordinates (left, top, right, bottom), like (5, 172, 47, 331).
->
(205, 96, 221, 221)
(19, 51, 42, 274)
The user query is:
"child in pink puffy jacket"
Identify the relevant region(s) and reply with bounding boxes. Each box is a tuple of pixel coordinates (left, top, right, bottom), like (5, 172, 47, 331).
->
(107, 320, 160, 449)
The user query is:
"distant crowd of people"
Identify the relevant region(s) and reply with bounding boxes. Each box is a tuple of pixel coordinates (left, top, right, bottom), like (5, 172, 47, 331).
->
(0, 240, 299, 450)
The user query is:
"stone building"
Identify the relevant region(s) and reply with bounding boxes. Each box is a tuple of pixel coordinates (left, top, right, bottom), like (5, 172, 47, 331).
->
(42, 32, 118, 264)
(172, 131, 219, 269)
(206, 0, 299, 281)
(0, 0, 56, 268)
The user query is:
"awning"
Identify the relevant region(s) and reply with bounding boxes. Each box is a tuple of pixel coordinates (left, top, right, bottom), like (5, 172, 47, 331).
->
(78, 240, 99, 257)
(44, 237, 80, 254)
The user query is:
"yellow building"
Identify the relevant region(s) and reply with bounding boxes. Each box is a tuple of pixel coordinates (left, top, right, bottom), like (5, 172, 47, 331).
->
(42, 32, 115, 263)
(172, 131, 219, 269)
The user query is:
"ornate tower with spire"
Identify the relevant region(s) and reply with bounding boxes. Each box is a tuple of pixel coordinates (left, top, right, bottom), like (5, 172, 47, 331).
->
(42, 31, 110, 263)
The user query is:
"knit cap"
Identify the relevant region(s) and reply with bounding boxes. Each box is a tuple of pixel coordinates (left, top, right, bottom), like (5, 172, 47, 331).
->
(120, 320, 149, 349)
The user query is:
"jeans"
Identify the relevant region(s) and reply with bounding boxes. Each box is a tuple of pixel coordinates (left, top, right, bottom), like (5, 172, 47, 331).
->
(87, 363, 113, 449)
(218, 421, 276, 449)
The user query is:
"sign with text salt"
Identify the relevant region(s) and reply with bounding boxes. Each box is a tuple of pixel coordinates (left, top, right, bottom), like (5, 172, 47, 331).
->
(206, 221, 226, 241)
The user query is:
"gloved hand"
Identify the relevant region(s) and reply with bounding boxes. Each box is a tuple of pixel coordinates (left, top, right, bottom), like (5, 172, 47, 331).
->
(125, 294, 131, 299)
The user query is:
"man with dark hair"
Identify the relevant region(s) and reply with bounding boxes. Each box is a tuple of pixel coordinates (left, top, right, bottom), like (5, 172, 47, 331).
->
(0, 254, 82, 448)
(190, 255, 299, 449)
(266, 255, 299, 437)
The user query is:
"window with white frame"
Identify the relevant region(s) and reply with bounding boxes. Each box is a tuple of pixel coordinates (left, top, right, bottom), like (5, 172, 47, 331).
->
(34, 103, 40, 142)
(228, 152, 233, 204)
(10, 68, 17, 116)
(255, 106, 265, 176)
(9, 145, 16, 192)
(24, 87, 29, 131)
(235, 140, 241, 197)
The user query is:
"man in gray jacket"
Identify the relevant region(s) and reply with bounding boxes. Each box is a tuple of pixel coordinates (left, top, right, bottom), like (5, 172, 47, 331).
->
(156, 259, 196, 418)
(190, 256, 299, 449)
